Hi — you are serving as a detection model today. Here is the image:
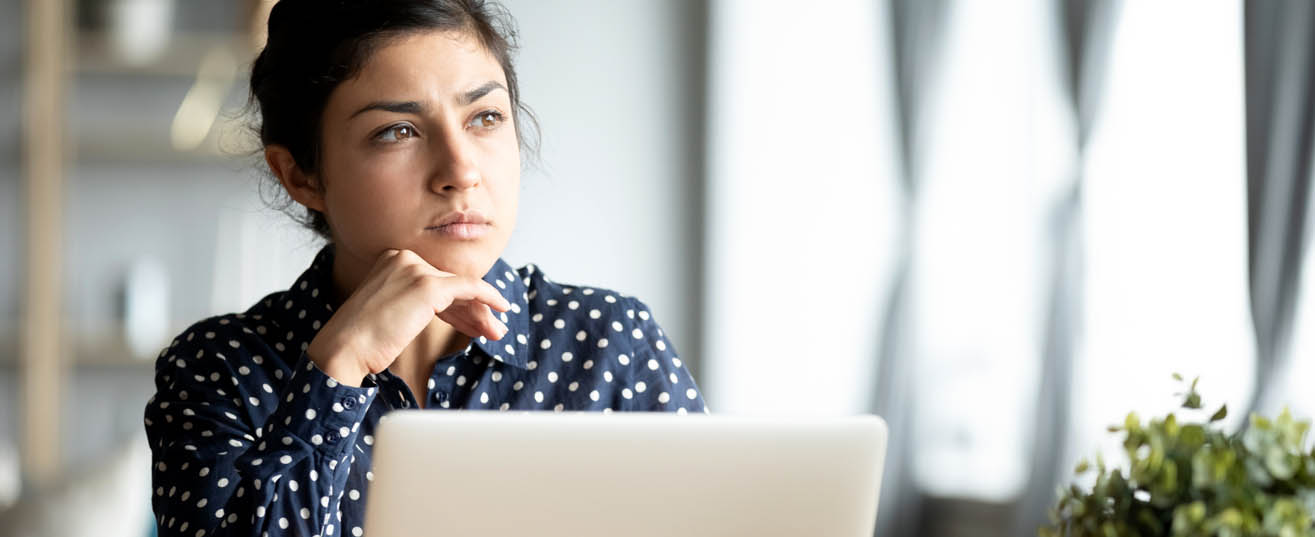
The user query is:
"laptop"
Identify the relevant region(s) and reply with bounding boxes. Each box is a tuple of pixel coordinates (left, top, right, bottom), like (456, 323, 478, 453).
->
(363, 411, 888, 537)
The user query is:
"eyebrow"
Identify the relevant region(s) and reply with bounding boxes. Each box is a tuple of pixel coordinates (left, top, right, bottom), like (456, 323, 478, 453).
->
(348, 81, 509, 119)
(459, 81, 508, 105)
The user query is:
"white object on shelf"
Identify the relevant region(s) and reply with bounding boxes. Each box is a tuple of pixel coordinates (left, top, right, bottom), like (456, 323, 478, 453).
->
(123, 257, 170, 360)
(211, 194, 321, 317)
(105, 0, 176, 67)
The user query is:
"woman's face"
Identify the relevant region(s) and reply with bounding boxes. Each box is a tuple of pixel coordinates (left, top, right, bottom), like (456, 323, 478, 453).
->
(313, 30, 520, 279)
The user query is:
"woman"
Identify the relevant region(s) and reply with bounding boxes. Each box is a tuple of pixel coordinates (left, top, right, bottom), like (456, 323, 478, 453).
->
(143, 1, 706, 535)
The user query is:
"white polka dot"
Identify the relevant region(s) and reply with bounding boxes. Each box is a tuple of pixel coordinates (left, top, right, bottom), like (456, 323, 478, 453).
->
(604, 295, 616, 303)
(516, 334, 527, 345)
(589, 390, 600, 402)
(553, 319, 565, 329)
(635, 381, 647, 393)
(491, 371, 503, 382)
(300, 508, 310, 519)
(686, 388, 698, 400)
(673, 357, 683, 367)
(532, 313, 543, 322)
(534, 391, 544, 403)
(217, 478, 229, 487)
(353, 527, 363, 537)
(583, 360, 594, 370)
(561, 351, 574, 362)
(647, 359, 659, 370)
(656, 340, 667, 351)
(513, 381, 524, 391)
(349, 489, 361, 501)
(568, 381, 579, 392)
(618, 354, 630, 366)
(568, 300, 579, 310)
(632, 328, 644, 339)
(289, 480, 299, 491)
(540, 339, 551, 350)
(575, 330, 587, 342)
(604, 371, 614, 382)
(589, 309, 601, 319)
(547, 372, 559, 383)
(279, 518, 288, 529)
(639, 311, 651, 320)
(311, 434, 323, 445)
(547, 299, 558, 306)
(480, 392, 489, 404)
(279, 455, 292, 464)
(622, 388, 633, 399)
(457, 375, 467, 386)
(305, 409, 316, 420)
(658, 392, 671, 404)
(597, 338, 609, 348)
(611, 321, 623, 332)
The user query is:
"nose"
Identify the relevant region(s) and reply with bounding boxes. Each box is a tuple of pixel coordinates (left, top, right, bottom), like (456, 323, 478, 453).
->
(427, 130, 482, 195)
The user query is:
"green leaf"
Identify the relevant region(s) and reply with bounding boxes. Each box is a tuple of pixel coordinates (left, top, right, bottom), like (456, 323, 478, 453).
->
(1041, 378, 1315, 537)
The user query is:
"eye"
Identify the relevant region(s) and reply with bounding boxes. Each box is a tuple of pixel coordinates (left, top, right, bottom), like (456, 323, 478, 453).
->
(374, 124, 417, 143)
(468, 110, 505, 130)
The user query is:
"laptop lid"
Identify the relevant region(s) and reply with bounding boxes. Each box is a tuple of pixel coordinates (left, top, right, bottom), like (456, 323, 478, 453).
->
(363, 411, 887, 537)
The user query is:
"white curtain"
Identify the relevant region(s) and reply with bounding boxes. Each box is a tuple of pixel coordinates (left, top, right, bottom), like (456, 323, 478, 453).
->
(703, 0, 902, 416)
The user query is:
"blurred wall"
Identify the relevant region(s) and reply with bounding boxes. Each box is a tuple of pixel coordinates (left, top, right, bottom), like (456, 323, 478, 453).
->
(0, 0, 711, 496)
(501, 0, 708, 380)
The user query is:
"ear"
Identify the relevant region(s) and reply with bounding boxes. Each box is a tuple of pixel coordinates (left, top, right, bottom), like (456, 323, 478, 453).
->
(265, 145, 327, 213)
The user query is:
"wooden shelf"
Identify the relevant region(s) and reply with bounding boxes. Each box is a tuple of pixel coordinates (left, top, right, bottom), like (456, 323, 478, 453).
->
(74, 31, 255, 78)
(0, 321, 189, 370)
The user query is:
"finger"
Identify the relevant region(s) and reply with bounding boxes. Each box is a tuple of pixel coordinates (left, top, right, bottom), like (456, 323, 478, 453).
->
(439, 309, 505, 340)
(437, 311, 483, 339)
(440, 277, 512, 313)
(451, 300, 508, 340)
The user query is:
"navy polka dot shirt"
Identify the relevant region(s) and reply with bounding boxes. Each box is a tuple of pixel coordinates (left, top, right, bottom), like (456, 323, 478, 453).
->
(144, 245, 707, 537)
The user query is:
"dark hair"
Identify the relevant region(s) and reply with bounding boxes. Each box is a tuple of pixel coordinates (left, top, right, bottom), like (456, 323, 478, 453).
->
(247, 0, 537, 239)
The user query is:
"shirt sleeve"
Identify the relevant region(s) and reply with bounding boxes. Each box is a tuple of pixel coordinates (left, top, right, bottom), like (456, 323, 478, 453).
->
(616, 298, 709, 413)
(144, 316, 376, 537)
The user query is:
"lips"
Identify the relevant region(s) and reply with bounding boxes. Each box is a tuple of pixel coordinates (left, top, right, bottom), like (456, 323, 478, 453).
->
(427, 210, 492, 240)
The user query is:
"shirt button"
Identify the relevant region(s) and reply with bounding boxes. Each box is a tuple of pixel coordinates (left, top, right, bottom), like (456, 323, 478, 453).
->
(433, 391, 449, 404)
(341, 397, 356, 410)
(325, 431, 340, 443)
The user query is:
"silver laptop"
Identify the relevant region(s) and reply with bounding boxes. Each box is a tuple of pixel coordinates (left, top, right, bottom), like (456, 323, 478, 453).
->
(363, 411, 888, 537)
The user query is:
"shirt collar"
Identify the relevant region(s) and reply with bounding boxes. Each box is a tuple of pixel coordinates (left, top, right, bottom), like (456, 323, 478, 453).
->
(285, 245, 533, 369)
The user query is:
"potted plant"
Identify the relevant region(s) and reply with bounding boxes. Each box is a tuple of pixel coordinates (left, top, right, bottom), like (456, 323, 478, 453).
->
(1042, 375, 1315, 537)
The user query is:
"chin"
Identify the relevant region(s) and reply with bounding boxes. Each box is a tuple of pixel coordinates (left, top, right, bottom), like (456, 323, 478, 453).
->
(416, 247, 497, 278)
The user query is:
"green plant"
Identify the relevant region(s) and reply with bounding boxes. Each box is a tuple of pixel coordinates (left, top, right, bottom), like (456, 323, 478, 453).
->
(1042, 375, 1315, 537)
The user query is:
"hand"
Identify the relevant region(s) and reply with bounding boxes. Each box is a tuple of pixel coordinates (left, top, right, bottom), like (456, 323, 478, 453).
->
(306, 249, 511, 386)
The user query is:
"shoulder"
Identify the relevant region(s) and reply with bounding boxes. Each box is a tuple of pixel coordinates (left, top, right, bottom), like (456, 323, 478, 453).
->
(515, 263, 670, 353)
(152, 301, 293, 392)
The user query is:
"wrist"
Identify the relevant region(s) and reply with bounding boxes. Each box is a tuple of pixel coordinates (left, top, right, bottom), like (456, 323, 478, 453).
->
(308, 334, 369, 387)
